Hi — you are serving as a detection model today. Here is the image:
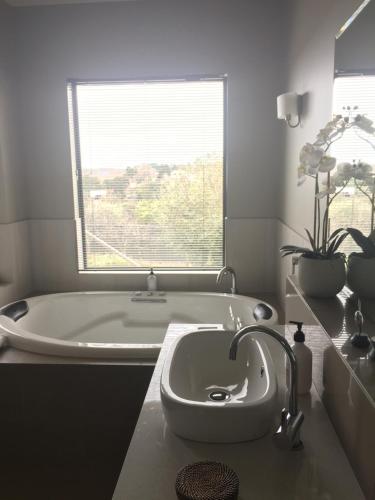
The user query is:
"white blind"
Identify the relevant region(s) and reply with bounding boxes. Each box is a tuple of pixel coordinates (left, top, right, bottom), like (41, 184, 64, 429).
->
(330, 75, 375, 253)
(68, 79, 225, 270)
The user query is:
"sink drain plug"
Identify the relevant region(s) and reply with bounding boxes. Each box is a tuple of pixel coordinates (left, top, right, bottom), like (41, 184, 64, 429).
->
(209, 390, 230, 402)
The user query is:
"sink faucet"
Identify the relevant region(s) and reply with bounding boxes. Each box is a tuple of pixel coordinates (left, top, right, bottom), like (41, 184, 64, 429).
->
(217, 266, 237, 294)
(229, 325, 304, 450)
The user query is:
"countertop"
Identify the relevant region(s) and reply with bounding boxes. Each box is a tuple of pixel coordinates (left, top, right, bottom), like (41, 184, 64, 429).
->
(112, 324, 364, 500)
(288, 276, 375, 403)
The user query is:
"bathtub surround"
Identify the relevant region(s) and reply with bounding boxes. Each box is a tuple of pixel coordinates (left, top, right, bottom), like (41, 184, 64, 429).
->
(0, 362, 154, 499)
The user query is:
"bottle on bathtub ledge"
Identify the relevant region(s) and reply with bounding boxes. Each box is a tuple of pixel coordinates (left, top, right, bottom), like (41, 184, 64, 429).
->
(147, 268, 158, 292)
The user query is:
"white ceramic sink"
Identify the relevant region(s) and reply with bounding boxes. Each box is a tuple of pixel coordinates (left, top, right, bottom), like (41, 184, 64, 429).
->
(160, 329, 278, 443)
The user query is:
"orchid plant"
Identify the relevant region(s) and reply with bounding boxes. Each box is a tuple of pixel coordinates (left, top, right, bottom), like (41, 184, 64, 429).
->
(281, 108, 375, 259)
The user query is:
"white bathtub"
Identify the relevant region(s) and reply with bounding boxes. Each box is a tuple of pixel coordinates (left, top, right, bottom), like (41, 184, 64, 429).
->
(0, 291, 277, 360)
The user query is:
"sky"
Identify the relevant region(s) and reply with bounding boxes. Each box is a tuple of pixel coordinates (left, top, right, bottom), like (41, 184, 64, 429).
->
(76, 80, 224, 170)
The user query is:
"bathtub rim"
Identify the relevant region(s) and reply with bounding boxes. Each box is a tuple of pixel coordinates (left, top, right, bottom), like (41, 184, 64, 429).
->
(0, 291, 278, 360)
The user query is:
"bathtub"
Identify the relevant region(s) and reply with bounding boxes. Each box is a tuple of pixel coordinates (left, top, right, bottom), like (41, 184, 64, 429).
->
(0, 291, 277, 360)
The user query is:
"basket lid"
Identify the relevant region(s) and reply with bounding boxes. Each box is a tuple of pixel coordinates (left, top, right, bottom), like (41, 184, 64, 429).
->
(175, 461, 239, 500)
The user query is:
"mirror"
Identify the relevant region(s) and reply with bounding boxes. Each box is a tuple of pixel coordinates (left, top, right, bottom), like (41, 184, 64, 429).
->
(332, 0, 375, 402)
(331, 0, 375, 257)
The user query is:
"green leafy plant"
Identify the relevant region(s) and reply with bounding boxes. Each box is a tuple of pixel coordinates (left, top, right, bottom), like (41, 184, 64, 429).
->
(280, 228, 348, 259)
(346, 227, 375, 258)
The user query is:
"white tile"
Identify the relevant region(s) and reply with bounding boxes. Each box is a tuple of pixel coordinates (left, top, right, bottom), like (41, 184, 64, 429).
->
(276, 219, 308, 308)
(29, 217, 280, 294)
(0, 221, 32, 306)
(225, 217, 277, 293)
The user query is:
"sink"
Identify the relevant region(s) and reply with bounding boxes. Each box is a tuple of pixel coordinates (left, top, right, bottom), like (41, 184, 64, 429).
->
(160, 329, 278, 443)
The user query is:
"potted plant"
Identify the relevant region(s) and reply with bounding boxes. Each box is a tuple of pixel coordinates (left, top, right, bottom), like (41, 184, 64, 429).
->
(346, 228, 375, 299)
(281, 111, 375, 298)
(281, 229, 348, 298)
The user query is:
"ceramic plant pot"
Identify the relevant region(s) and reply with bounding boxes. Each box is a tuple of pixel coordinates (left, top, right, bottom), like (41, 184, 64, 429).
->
(297, 254, 346, 298)
(347, 254, 375, 299)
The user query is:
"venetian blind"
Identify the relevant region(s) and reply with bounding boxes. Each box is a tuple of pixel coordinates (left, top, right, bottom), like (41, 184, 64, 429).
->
(68, 79, 225, 270)
(330, 75, 375, 254)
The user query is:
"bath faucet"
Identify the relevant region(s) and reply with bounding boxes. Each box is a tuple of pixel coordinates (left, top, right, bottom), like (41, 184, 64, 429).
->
(229, 325, 304, 450)
(217, 266, 237, 294)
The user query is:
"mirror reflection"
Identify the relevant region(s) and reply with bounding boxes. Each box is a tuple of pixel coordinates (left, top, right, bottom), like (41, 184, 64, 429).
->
(332, 0, 375, 255)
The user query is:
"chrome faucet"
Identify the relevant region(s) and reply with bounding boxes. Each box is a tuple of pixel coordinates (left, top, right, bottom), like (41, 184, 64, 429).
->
(216, 266, 237, 294)
(229, 325, 304, 450)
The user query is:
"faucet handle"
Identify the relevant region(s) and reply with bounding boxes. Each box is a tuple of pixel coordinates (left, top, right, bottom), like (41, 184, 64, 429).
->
(273, 409, 304, 451)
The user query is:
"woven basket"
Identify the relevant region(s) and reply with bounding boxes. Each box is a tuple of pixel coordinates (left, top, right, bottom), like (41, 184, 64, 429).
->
(175, 461, 239, 500)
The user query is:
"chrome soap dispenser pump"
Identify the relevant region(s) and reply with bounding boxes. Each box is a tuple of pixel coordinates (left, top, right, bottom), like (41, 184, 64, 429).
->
(147, 268, 158, 292)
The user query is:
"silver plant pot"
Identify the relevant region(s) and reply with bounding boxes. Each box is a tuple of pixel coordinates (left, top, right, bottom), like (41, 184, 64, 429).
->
(347, 254, 375, 299)
(298, 255, 346, 298)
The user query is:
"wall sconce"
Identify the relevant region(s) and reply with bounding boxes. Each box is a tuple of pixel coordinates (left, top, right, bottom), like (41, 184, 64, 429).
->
(277, 92, 301, 128)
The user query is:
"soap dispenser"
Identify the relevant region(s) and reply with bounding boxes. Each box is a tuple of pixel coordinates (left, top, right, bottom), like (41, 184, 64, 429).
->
(289, 321, 312, 395)
(147, 268, 158, 292)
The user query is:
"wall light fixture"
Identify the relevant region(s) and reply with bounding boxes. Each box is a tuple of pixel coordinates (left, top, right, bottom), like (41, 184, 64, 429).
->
(277, 92, 301, 128)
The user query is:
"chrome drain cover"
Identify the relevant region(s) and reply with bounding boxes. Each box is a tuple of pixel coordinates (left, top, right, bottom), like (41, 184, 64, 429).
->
(209, 390, 231, 402)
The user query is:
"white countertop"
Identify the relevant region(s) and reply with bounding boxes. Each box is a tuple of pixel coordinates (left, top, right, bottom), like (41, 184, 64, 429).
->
(288, 276, 375, 403)
(113, 325, 364, 500)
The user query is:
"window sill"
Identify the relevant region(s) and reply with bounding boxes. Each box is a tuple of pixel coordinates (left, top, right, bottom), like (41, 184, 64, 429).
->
(78, 270, 220, 275)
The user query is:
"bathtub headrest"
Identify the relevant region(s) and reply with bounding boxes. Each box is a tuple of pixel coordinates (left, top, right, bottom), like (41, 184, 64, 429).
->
(253, 303, 273, 322)
(0, 300, 29, 322)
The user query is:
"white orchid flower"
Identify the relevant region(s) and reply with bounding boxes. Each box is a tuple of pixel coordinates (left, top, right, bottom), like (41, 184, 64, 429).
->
(315, 186, 336, 199)
(331, 173, 345, 187)
(297, 175, 307, 186)
(299, 143, 324, 167)
(321, 175, 329, 186)
(308, 165, 319, 175)
(319, 156, 336, 173)
(315, 126, 334, 144)
(353, 161, 373, 180)
(314, 137, 328, 147)
(337, 162, 354, 179)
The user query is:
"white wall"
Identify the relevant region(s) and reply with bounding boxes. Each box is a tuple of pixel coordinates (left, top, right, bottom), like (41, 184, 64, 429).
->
(277, 0, 363, 305)
(10, 0, 288, 295)
(0, 0, 32, 305)
(2, 0, 366, 303)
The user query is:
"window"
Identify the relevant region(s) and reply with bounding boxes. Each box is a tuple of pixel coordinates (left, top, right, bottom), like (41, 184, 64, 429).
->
(68, 78, 225, 270)
(330, 75, 375, 253)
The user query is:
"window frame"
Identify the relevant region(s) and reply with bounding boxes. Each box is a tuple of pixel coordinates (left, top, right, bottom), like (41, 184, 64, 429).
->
(68, 75, 227, 272)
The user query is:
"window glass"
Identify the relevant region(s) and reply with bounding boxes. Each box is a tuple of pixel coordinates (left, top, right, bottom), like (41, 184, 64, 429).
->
(68, 79, 225, 270)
